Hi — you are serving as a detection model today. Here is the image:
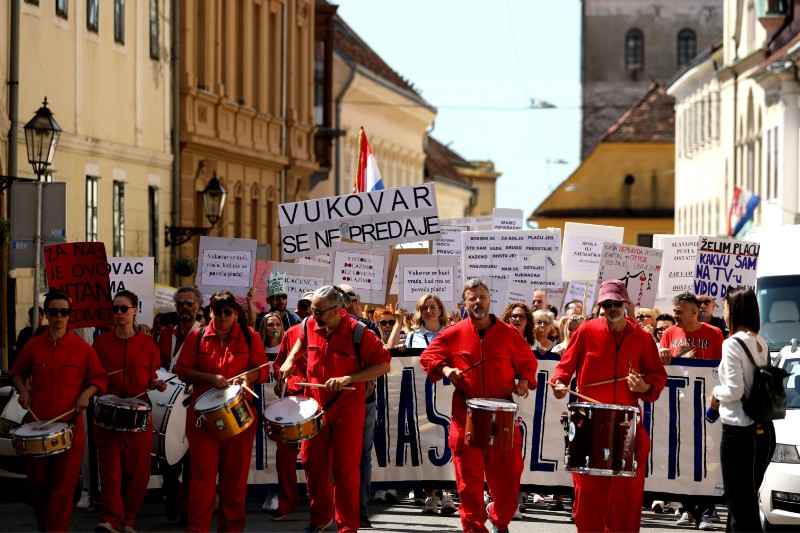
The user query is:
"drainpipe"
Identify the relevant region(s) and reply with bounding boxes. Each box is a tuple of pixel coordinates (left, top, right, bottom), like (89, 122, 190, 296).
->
(334, 58, 357, 197)
(279, 2, 287, 260)
(171, 0, 180, 285)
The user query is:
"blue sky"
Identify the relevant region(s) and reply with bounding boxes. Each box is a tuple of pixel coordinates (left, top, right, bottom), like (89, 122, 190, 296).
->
(335, 0, 583, 220)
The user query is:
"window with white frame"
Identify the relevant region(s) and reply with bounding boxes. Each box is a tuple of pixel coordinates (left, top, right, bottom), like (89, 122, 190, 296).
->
(113, 181, 125, 256)
(87, 0, 98, 32)
(86, 176, 99, 241)
(56, 0, 68, 18)
(114, 0, 125, 44)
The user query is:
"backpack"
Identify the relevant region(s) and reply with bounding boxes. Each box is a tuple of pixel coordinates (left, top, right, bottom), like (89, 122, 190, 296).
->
(734, 336, 790, 423)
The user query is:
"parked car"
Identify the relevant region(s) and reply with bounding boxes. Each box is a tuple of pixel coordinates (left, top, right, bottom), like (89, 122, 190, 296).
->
(759, 349, 800, 531)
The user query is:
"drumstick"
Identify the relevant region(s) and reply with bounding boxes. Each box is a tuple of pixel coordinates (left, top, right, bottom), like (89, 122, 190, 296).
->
(547, 381, 601, 404)
(296, 382, 356, 391)
(37, 407, 76, 430)
(240, 383, 259, 399)
(27, 407, 41, 423)
(132, 375, 180, 400)
(106, 368, 125, 376)
(226, 363, 270, 383)
(460, 359, 486, 374)
(583, 373, 647, 388)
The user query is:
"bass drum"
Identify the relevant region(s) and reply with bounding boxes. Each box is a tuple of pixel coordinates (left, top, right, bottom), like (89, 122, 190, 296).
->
(148, 370, 189, 465)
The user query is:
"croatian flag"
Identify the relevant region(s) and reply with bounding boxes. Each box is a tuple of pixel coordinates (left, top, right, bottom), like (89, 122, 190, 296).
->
(352, 127, 385, 193)
(727, 187, 761, 237)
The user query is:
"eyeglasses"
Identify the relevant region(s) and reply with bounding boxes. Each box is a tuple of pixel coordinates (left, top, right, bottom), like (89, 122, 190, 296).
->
(548, 336, 560, 342)
(535, 320, 552, 326)
(212, 306, 234, 317)
(655, 326, 668, 333)
(636, 314, 652, 321)
(177, 300, 195, 307)
(379, 320, 396, 327)
(310, 305, 337, 317)
(111, 305, 133, 314)
(698, 299, 713, 306)
(600, 301, 624, 310)
(509, 314, 527, 321)
(47, 308, 70, 318)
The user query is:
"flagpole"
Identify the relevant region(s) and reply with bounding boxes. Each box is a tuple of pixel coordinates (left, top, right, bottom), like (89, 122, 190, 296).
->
(352, 126, 364, 193)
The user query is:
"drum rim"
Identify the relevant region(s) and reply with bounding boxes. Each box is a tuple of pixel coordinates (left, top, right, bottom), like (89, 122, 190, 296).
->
(194, 385, 242, 413)
(12, 421, 71, 437)
(97, 395, 152, 410)
(566, 466, 637, 477)
(466, 397, 518, 411)
(265, 410, 324, 427)
(264, 396, 321, 419)
(568, 401, 639, 412)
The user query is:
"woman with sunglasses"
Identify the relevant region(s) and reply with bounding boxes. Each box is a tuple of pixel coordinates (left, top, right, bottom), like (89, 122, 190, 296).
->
(174, 291, 269, 532)
(635, 307, 658, 340)
(11, 290, 107, 532)
(92, 290, 166, 533)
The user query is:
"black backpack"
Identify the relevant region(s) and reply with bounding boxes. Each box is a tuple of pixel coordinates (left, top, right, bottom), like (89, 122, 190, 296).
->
(734, 336, 790, 423)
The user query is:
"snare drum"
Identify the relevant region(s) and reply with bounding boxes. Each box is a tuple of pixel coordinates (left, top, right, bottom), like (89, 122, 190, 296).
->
(94, 395, 151, 432)
(148, 370, 189, 464)
(564, 402, 638, 477)
(465, 398, 518, 450)
(194, 385, 253, 440)
(264, 396, 325, 443)
(12, 422, 74, 456)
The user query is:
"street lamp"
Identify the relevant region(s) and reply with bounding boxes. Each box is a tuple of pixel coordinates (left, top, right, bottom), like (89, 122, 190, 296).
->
(23, 98, 62, 331)
(165, 172, 227, 246)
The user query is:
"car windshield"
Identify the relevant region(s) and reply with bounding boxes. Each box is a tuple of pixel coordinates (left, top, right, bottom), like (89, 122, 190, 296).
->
(784, 358, 800, 410)
(756, 275, 800, 352)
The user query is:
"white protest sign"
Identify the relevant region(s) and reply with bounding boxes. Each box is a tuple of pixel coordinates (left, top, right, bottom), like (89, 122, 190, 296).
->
(328, 242, 391, 305)
(561, 222, 624, 281)
(694, 237, 760, 298)
(396, 255, 459, 311)
(440, 215, 493, 230)
(252, 260, 329, 312)
(154, 283, 177, 314)
(506, 279, 535, 309)
(596, 243, 664, 309)
(279, 183, 440, 258)
(432, 225, 466, 291)
(197, 237, 257, 297)
(654, 235, 699, 298)
(492, 208, 524, 230)
(297, 254, 331, 267)
(562, 281, 597, 314)
(462, 229, 562, 288)
(108, 257, 155, 324)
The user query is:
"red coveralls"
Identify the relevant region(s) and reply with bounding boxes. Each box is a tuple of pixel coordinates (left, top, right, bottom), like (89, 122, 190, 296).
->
(554, 317, 668, 533)
(419, 316, 538, 533)
(174, 322, 268, 533)
(11, 330, 107, 532)
(93, 331, 161, 531)
(270, 324, 306, 515)
(300, 310, 390, 532)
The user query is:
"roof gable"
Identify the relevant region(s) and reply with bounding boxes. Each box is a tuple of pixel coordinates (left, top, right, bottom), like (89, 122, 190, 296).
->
(601, 81, 675, 143)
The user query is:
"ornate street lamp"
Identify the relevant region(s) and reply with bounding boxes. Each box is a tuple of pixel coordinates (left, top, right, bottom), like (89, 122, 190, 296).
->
(165, 172, 227, 246)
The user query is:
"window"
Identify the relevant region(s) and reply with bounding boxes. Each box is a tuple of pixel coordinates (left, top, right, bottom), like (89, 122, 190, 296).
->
(114, 0, 125, 44)
(148, 186, 159, 264)
(149, 0, 159, 60)
(637, 234, 654, 248)
(86, 176, 99, 242)
(625, 29, 644, 70)
(56, 0, 68, 18)
(314, 41, 325, 125)
(677, 29, 696, 67)
(87, 0, 99, 32)
(112, 181, 125, 256)
(24, 0, 39, 5)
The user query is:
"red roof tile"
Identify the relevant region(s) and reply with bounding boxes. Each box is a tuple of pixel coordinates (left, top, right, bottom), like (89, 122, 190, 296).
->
(601, 81, 675, 143)
(424, 136, 472, 186)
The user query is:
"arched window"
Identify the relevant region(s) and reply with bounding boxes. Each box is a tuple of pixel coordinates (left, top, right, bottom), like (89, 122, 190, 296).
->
(677, 29, 696, 67)
(625, 29, 644, 70)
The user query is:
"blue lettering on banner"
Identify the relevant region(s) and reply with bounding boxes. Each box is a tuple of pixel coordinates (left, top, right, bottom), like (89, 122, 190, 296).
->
(530, 371, 557, 472)
(375, 375, 389, 468)
(425, 377, 451, 467)
(642, 401, 654, 477)
(395, 368, 421, 467)
(693, 380, 704, 482)
(665, 377, 689, 479)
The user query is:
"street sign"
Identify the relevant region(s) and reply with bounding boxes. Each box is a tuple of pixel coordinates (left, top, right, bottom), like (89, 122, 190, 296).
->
(10, 181, 67, 268)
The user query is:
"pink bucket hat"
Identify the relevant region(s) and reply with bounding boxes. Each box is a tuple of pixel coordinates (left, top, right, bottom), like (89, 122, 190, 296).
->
(597, 279, 630, 303)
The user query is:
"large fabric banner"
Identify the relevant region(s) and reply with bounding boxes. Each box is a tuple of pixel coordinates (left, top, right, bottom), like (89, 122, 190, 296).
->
(243, 354, 723, 497)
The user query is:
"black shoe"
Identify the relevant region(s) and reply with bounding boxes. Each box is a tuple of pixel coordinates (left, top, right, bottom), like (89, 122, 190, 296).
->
(165, 502, 180, 522)
(360, 514, 373, 529)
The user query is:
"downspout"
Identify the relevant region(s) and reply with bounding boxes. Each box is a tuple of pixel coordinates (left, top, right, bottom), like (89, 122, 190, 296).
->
(279, 2, 287, 260)
(334, 57, 357, 197)
(731, 38, 739, 236)
(171, 0, 180, 285)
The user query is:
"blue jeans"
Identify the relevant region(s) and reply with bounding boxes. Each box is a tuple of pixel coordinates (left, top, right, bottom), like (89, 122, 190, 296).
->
(360, 399, 377, 514)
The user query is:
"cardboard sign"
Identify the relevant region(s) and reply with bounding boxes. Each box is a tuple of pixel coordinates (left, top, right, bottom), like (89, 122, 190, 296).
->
(197, 237, 257, 298)
(439, 215, 493, 231)
(654, 235, 700, 298)
(154, 283, 177, 314)
(492, 208, 524, 230)
(694, 237, 760, 298)
(108, 257, 155, 324)
(396, 255, 459, 311)
(296, 254, 331, 267)
(596, 243, 664, 309)
(562, 281, 597, 314)
(328, 242, 391, 305)
(252, 260, 329, 312)
(279, 184, 440, 258)
(43, 242, 113, 328)
(561, 222, 624, 281)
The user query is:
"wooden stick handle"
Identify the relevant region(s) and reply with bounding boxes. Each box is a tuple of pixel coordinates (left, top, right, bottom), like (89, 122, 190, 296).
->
(583, 373, 646, 388)
(226, 363, 270, 383)
(296, 382, 356, 391)
(547, 381, 601, 404)
(27, 407, 41, 423)
(106, 368, 125, 376)
(37, 407, 76, 430)
(241, 383, 259, 398)
(460, 359, 486, 375)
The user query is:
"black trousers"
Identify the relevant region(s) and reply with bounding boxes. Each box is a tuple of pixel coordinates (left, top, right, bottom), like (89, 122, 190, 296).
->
(720, 421, 775, 532)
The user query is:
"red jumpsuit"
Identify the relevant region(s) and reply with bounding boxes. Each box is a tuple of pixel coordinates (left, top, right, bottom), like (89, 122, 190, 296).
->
(419, 316, 538, 533)
(174, 322, 268, 532)
(93, 331, 161, 531)
(554, 317, 668, 533)
(300, 310, 390, 532)
(270, 324, 306, 515)
(11, 330, 107, 532)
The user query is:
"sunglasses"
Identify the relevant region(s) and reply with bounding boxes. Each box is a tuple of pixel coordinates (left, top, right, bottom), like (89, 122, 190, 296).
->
(177, 299, 195, 307)
(47, 308, 70, 318)
(636, 314, 652, 321)
(111, 305, 133, 314)
(379, 320, 396, 327)
(548, 336, 560, 342)
(600, 301, 624, 309)
(212, 307, 234, 317)
(310, 305, 337, 317)
(698, 299, 713, 306)
(655, 326, 668, 333)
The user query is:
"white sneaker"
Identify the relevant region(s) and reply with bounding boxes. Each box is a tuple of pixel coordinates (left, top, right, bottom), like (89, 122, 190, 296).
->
(651, 500, 665, 513)
(441, 493, 457, 515)
(484, 491, 490, 505)
(270, 494, 279, 511)
(374, 490, 387, 502)
(698, 516, 715, 531)
(676, 512, 693, 526)
(423, 496, 438, 513)
(77, 490, 90, 509)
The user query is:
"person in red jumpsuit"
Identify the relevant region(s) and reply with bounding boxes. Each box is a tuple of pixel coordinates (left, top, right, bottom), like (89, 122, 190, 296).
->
(551, 279, 668, 533)
(93, 290, 166, 533)
(419, 278, 537, 533)
(279, 285, 391, 533)
(11, 290, 107, 532)
(174, 291, 269, 533)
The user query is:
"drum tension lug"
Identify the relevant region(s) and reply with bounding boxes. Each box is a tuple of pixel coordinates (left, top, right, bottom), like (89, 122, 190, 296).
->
(603, 448, 610, 461)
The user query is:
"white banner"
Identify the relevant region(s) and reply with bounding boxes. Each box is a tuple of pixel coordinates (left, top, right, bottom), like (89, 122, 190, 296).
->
(596, 243, 664, 309)
(561, 222, 624, 282)
(654, 235, 699, 298)
(197, 237, 258, 298)
(694, 237, 760, 298)
(108, 257, 155, 324)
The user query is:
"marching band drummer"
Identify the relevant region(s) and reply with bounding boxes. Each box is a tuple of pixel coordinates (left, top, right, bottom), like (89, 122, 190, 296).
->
(174, 291, 268, 533)
(92, 290, 165, 533)
(11, 290, 107, 532)
(550, 280, 667, 533)
(419, 278, 537, 533)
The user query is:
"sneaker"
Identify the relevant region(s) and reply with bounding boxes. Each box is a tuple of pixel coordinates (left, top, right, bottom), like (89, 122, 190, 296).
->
(77, 491, 90, 509)
(676, 512, 694, 526)
(698, 516, 715, 531)
(262, 494, 279, 512)
(518, 491, 527, 512)
(708, 510, 721, 523)
(360, 514, 372, 529)
(270, 510, 288, 521)
(651, 500, 665, 513)
(423, 496, 438, 514)
(95, 524, 118, 533)
(532, 493, 546, 504)
(410, 490, 425, 505)
(385, 489, 398, 503)
(441, 493, 457, 515)
(303, 518, 334, 533)
(486, 502, 510, 533)
(374, 490, 387, 502)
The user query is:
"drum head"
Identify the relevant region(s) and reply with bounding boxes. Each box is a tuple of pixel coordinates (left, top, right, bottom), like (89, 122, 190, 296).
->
(467, 398, 517, 411)
(13, 421, 70, 438)
(264, 397, 320, 424)
(99, 395, 150, 410)
(195, 385, 241, 412)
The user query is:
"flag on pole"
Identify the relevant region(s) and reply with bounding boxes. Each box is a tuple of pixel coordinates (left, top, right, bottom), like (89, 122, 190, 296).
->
(727, 187, 761, 237)
(352, 127, 385, 193)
